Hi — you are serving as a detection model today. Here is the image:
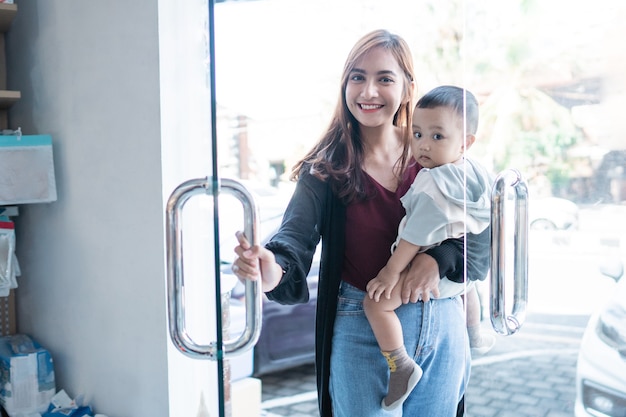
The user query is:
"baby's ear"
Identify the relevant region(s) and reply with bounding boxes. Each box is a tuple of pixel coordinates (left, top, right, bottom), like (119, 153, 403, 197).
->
(463, 134, 476, 151)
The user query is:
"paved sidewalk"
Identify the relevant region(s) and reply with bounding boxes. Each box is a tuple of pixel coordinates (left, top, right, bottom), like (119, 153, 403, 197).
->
(261, 365, 319, 417)
(259, 314, 585, 417)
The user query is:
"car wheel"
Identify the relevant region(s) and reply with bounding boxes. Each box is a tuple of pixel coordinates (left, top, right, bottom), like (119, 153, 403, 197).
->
(530, 218, 558, 230)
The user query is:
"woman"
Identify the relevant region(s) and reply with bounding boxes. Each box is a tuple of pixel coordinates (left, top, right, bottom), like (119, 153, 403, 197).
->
(232, 29, 489, 417)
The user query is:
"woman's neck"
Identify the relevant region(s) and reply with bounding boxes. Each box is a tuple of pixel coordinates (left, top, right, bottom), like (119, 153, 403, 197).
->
(361, 124, 401, 156)
(361, 125, 405, 192)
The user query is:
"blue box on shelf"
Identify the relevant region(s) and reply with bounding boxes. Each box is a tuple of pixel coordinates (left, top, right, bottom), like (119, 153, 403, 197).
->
(0, 334, 56, 416)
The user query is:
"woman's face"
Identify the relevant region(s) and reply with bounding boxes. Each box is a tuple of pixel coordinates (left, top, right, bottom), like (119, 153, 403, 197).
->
(344, 47, 407, 130)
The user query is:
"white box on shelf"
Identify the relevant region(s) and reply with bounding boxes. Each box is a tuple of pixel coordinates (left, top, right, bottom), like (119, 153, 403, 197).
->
(0, 135, 57, 205)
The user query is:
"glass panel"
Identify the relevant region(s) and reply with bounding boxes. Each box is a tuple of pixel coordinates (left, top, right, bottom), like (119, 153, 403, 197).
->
(463, 1, 626, 416)
(214, 1, 626, 416)
(160, 1, 224, 415)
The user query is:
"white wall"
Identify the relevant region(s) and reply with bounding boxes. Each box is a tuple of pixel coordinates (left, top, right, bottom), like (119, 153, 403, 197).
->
(6, 1, 219, 416)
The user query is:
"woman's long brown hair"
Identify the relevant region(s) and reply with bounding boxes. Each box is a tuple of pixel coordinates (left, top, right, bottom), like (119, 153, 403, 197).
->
(291, 29, 416, 204)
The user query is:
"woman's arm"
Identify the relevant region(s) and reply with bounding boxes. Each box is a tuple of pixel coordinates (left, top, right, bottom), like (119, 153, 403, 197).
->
(428, 227, 491, 283)
(263, 174, 327, 305)
(232, 173, 325, 305)
(399, 227, 490, 303)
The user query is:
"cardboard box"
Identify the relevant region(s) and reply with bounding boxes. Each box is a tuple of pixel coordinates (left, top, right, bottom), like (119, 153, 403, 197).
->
(231, 377, 261, 417)
(0, 335, 55, 416)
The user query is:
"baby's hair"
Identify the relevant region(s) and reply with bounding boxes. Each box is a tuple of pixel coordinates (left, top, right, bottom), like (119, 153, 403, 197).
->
(416, 86, 479, 135)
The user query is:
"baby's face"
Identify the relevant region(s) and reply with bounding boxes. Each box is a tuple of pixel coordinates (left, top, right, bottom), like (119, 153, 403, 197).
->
(411, 106, 465, 169)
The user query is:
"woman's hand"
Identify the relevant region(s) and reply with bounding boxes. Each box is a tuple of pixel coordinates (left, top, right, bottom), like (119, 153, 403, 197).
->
(400, 252, 440, 304)
(232, 231, 283, 292)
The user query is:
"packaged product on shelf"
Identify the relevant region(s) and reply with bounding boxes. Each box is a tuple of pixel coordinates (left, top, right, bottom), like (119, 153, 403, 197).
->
(42, 390, 94, 417)
(0, 134, 58, 205)
(0, 334, 56, 417)
(0, 219, 17, 296)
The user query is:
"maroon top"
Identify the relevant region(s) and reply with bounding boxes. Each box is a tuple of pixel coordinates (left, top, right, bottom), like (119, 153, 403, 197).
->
(342, 162, 420, 291)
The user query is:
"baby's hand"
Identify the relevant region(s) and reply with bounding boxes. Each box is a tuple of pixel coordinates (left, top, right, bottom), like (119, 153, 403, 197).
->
(366, 267, 399, 302)
(366, 278, 388, 302)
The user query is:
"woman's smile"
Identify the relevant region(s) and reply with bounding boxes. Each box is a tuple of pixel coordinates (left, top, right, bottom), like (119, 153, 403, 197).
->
(359, 103, 384, 111)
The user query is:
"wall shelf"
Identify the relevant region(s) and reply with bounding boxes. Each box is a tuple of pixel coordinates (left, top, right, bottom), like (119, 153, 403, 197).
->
(0, 90, 19, 109)
(0, 3, 19, 117)
(0, 3, 16, 33)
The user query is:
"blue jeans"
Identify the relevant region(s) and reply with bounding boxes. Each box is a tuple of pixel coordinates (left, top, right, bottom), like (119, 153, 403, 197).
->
(329, 281, 469, 417)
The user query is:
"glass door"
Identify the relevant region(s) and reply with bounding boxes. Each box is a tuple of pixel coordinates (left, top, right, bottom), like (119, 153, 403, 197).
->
(210, 1, 626, 416)
(161, 2, 263, 417)
(462, 1, 626, 416)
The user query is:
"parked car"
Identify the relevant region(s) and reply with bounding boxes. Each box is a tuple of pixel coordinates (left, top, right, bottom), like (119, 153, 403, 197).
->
(218, 182, 318, 376)
(575, 258, 626, 417)
(529, 197, 579, 230)
(225, 218, 320, 376)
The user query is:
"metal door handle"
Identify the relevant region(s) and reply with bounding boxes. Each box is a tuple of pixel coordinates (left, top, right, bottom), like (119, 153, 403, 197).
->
(490, 169, 529, 335)
(165, 177, 262, 359)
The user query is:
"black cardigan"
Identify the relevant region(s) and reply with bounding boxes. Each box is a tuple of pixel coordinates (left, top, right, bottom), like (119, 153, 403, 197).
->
(265, 171, 490, 417)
